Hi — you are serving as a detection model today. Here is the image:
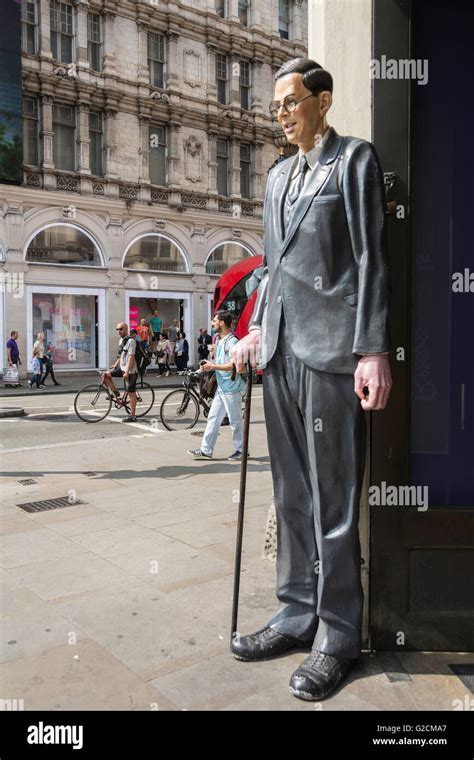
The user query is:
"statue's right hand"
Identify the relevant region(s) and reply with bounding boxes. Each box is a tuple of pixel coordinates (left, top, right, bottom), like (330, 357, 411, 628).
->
(231, 328, 261, 373)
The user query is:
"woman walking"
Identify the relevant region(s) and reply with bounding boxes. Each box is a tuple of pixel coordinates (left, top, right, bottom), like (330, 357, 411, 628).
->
(156, 332, 171, 376)
(175, 331, 189, 374)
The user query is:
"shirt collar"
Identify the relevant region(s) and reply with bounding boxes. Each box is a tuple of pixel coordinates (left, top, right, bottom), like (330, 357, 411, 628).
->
(296, 126, 331, 171)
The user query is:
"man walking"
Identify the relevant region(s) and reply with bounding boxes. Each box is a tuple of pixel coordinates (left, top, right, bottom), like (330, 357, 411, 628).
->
(188, 310, 246, 461)
(231, 58, 392, 701)
(103, 323, 138, 423)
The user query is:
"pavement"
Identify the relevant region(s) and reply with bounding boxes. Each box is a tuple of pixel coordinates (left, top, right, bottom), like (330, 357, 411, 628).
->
(0, 390, 472, 711)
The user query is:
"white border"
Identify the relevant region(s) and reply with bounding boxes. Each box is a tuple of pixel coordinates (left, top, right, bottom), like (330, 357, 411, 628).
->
(26, 285, 107, 370)
(204, 239, 255, 272)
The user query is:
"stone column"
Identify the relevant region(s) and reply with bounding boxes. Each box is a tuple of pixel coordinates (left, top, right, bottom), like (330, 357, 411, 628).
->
(229, 53, 240, 106)
(77, 101, 91, 173)
(75, 1, 89, 68)
(251, 139, 264, 200)
(251, 58, 263, 112)
(229, 136, 241, 197)
(102, 10, 117, 78)
(104, 103, 119, 197)
(168, 122, 181, 205)
(166, 31, 180, 91)
(206, 43, 218, 101)
(38, 0, 52, 65)
(207, 130, 218, 211)
(136, 19, 150, 88)
(292, 0, 304, 43)
(228, 0, 239, 23)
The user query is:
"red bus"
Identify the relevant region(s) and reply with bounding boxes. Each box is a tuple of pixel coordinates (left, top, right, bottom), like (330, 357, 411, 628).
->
(212, 255, 264, 339)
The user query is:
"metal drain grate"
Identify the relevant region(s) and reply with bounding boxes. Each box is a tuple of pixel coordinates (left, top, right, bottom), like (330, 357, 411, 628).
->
(17, 496, 85, 513)
(17, 479, 37, 485)
(82, 472, 98, 477)
(449, 664, 474, 693)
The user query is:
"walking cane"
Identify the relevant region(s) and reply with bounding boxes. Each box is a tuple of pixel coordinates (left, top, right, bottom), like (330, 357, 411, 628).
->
(230, 359, 253, 646)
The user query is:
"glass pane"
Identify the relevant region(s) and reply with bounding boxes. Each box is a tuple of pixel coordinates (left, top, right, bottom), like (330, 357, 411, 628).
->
(24, 119, 38, 165)
(53, 124, 75, 170)
(240, 161, 250, 198)
(206, 243, 251, 275)
(217, 79, 226, 104)
(27, 226, 102, 266)
(60, 33, 72, 63)
(124, 236, 187, 272)
(89, 132, 102, 176)
(217, 157, 228, 195)
(32, 292, 96, 368)
(240, 85, 250, 110)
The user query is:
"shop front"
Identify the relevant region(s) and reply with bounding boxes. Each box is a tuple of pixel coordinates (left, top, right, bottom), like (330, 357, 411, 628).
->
(26, 286, 107, 371)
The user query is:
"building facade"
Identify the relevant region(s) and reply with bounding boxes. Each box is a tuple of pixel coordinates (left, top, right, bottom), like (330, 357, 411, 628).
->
(0, 0, 308, 371)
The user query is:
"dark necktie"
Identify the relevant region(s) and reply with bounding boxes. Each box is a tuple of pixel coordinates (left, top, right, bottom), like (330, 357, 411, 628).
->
(287, 154, 309, 206)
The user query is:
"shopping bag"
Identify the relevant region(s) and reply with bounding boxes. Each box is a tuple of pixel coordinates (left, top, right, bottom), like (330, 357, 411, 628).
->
(3, 366, 19, 386)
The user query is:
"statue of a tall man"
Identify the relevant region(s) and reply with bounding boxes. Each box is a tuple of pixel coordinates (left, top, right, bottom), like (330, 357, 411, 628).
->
(231, 58, 392, 702)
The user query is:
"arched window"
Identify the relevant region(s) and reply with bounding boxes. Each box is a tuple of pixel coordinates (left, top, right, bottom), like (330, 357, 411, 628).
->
(124, 235, 188, 273)
(26, 225, 103, 266)
(206, 242, 252, 275)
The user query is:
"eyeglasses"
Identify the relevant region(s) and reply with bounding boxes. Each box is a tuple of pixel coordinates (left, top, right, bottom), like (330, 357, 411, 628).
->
(269, 93, 316, 119)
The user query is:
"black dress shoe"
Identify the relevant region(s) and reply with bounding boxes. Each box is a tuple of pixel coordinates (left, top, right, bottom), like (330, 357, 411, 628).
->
(231, 627, 310, 662)
(289, 650, 354, 701)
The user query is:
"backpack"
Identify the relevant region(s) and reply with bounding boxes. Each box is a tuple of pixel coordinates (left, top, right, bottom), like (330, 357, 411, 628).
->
(135, 339, 152, 374)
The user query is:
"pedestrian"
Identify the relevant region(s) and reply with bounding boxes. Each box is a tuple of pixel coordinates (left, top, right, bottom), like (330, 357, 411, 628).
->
(136, 319, 151, 349)
(231, 58, 392, 701)
(156, 332, 171, 376)
(28, 347, 43, 389)
(175, 331, 189, 374)
(40, 344, 60, 386)
(188, 310, 246, 461)
(5, 330, 22, 387)
(167, 318, 179, 367)
(103, 322, 139, 423)
(33, 332, 45, 375)
(197, 328, 212, 362)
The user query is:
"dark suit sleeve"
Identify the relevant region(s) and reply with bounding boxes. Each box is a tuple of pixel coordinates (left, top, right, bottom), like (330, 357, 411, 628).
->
(248, 170, 273, 329)
(342, 140, 391, 355)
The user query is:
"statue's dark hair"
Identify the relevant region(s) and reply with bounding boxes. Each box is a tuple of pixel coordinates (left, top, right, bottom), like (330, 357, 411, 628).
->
(274, 57, 333, 94)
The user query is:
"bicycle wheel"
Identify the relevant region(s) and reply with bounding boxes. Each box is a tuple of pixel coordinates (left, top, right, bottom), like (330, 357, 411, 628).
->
(74, 384, 112, 423)
(160, 389, 200, 431)
(134, 380, 155, 417)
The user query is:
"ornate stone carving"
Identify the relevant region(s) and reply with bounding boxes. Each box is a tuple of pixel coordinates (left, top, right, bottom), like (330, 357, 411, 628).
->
(53, 62, 78, 79)
(154, 218, 166, 230)
(61, 204, 76, 220)
(184, 135, 202, 184)
(184, 50, 202, 89)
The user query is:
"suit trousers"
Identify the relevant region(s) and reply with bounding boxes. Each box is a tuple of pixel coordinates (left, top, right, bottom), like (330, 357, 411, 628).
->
(263, 324, 366, 659)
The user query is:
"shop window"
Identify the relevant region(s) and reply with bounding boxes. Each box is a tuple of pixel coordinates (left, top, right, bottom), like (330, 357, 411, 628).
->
(32, 291, 97, 368)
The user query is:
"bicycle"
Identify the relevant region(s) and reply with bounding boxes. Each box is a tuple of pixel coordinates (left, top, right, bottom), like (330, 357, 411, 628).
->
(159, 370, 213, 431)
(74, 371, 155, 423)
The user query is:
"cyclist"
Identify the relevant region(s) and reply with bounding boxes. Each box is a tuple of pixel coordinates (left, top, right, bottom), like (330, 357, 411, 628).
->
(103, 322, 138, 423)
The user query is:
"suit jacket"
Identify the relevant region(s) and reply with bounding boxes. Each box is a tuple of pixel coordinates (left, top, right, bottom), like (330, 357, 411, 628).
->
(250, 127, 390, 374)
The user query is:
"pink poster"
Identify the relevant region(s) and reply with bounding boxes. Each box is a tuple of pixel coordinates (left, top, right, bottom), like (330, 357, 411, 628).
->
(129, 306, 139, 330)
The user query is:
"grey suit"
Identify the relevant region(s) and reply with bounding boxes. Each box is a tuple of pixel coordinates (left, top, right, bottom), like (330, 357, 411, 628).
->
(250, 127, 390, 659)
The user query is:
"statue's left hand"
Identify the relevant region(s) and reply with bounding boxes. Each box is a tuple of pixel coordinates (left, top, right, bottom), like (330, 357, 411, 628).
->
(354, 354, 392, 411)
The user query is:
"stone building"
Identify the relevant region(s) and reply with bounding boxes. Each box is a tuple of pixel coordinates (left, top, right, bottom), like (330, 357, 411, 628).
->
(0, 0, 307, 372)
